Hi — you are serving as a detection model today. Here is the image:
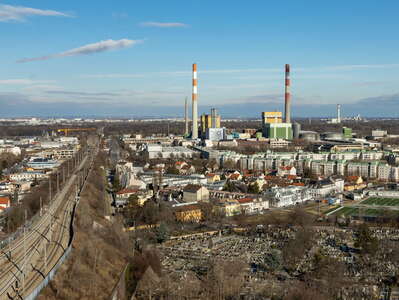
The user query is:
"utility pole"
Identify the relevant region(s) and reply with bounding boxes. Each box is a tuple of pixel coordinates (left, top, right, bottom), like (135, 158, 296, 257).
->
(57, 171, 59, 193)
(49, 176, 52, 205)
(22, 209, 27, 295)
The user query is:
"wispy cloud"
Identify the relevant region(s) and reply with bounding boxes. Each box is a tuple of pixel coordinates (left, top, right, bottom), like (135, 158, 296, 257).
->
(140, 21, 188, 28)
(0, 79, 54, 85)
(0, 4, 71, 22)
(323, 64, 399, 71)
(17, 39, 142, 63)
(80, 63, 399, 82)
(81, 73, 146, 79)
(45, 90, 120, 97)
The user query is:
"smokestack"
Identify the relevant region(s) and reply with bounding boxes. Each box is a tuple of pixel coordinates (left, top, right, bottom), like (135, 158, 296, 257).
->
(337, 104, 341, 123)
(284, 64, 291, 123)
(192, 63, 198, 139)
(184, 97, 189, 136)
(211, 108, 217, 128)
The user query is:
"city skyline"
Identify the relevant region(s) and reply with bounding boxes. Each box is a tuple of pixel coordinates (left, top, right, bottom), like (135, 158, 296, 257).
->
(2, 0, 399, 117)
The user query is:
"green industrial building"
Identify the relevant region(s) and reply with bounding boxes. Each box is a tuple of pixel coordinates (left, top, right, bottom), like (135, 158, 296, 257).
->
(342, 127, 352, 139)
(262, 123, 293, 140)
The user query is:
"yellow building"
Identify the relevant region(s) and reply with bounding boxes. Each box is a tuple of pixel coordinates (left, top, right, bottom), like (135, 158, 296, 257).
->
(262, 111, 282, 124)
(174, 204, 203, 222)
(200, 113, 221, 133)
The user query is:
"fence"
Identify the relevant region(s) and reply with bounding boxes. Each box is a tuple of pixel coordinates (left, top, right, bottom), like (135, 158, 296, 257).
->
(25, 244, 72, 300)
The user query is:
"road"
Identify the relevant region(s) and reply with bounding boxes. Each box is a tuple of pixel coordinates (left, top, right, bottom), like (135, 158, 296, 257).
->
(0, 147, 95, 300)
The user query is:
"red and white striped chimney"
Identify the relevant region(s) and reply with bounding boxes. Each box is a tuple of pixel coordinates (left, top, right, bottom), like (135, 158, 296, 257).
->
(284, 64, 291, 123)
(192, 63, 198, 139)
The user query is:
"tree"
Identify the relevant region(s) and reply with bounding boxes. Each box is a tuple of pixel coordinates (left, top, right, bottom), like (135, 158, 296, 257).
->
(112, 175, 122, 191)
(223, 180, 236, 192)
(248, 182, 261, 194)
(155, 222, 169, 243)
(262, 249, 283, 272)
(223, 159, 236, 170)
(355, 223, 378, 256)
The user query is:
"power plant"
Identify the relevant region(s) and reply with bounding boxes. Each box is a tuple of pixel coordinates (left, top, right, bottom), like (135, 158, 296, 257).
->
(261, 64, 293, 140)
(192, 63, 198, 139)
(187, 63, 295, 141)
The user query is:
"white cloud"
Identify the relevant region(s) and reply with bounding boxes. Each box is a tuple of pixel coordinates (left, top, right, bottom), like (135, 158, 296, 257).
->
(0, 4, 71, 22)
(140, 21, 188, 28)
(17, 39, 142, 63)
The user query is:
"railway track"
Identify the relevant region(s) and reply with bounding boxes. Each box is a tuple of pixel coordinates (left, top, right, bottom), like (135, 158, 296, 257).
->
(0, 147, 96, 299)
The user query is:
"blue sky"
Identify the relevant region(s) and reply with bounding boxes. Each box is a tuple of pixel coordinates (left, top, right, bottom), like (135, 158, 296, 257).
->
(1, 0, 399, 117)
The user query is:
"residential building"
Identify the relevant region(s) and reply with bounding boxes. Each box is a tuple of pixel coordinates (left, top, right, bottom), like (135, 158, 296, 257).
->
(277, 166, 296, 177)
(9, 172, 47, 182)
(173, 203, 203, 222)
(183, 184, 209, 202)
(264, 186, 312, 207)
(215, 199, 241, 217)
(237, 197, 269, 214)
(309, 178, 344, 198)
(0, 196, 10, 213)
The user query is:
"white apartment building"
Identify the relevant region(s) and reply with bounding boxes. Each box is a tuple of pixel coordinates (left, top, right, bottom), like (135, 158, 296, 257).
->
(265, 186, 312, 208)
(9, 172, 47, 181)
(309, 178, 344, 198)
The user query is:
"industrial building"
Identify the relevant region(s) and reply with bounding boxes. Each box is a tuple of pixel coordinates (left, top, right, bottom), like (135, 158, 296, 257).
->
(261, 64, 293, 140)
(200, 108, 221, 133)
(200, 108, 225, 141)
(262, 112, 282, 124)
(262, 123, 293, 139)
(342, 127, 352, 139)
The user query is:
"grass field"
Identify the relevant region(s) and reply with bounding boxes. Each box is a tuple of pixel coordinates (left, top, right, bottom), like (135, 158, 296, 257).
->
(361, 197, 399, 206)
(336, 206, 383, 217)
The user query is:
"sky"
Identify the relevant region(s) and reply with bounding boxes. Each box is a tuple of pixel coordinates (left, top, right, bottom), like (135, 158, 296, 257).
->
(2, 0, 399, 118)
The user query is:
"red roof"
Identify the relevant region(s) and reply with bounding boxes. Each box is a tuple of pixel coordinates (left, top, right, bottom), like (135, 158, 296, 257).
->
(287, 175, 297, 180)
(229, 174, 241, 180)
(237, 197, 254, 204)
(0, 197, 10, 205)
(291, 182, 305, 186)
(279, 166, 293, 171)
(346, 176, 360, 182)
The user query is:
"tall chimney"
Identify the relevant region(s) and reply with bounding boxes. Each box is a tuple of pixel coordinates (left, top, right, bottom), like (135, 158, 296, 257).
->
(284, 64, 291, 123)
(184, 97, 189, 136)
(337, 104, 341, 123)
(192, 63, 198, 139)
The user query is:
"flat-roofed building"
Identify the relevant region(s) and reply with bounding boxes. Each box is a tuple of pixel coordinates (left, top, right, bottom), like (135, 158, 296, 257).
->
(262, 111, 282, 124)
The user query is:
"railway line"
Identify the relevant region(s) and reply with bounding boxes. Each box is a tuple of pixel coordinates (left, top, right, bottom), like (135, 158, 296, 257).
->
(0, 143, 97, 299)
